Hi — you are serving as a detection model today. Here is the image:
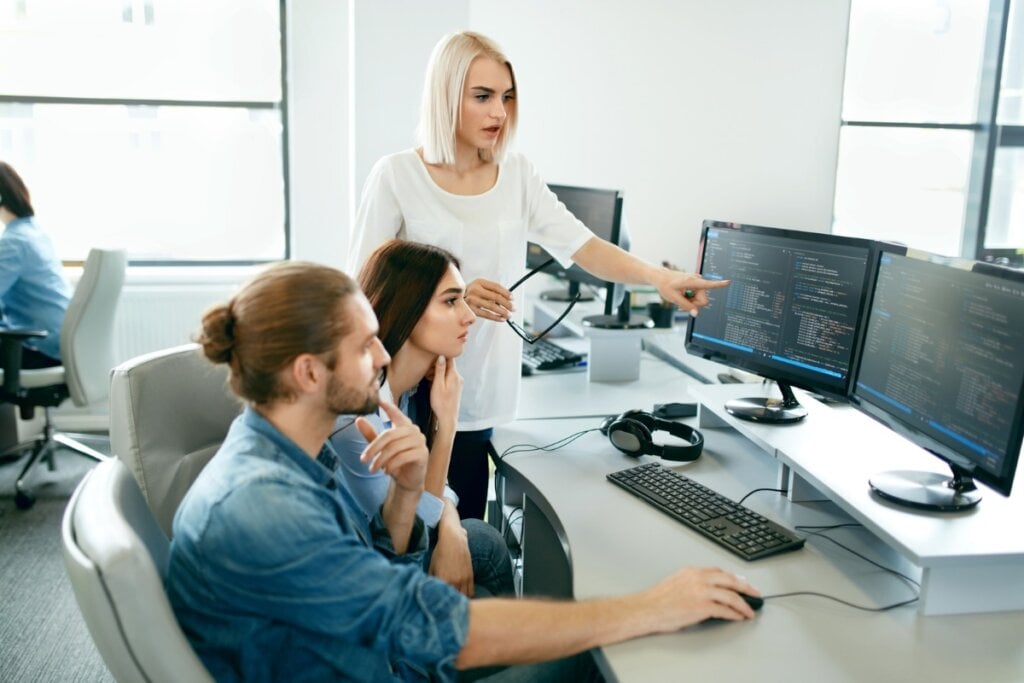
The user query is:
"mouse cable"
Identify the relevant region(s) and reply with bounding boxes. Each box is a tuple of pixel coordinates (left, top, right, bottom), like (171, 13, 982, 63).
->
(497, 427, 601, 461)
(794, 524, 921, 591)
(760, 590, 919, 613)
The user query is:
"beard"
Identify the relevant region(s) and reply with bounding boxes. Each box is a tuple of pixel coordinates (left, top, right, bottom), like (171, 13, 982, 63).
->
(325, 372, 379, 416)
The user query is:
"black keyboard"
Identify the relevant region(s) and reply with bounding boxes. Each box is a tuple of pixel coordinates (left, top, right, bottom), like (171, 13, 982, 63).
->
(521, 338, 583, 372)
(607, 462, 805, 561)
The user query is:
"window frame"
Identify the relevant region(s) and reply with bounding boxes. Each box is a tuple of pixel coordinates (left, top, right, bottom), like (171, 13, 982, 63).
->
(838, 0, 1024, 264)
(0, 0, 290, 267)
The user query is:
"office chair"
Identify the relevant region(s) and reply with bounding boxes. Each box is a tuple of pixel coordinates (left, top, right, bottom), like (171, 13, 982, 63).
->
(109, 343, 241, 536)
(62, 457, 214, 683)
(0, 248, 126, 509)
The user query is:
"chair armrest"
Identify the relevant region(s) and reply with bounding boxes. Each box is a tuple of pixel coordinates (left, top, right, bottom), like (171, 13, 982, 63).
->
(0, 328, 49, 341)
(0, 330, 46, 394)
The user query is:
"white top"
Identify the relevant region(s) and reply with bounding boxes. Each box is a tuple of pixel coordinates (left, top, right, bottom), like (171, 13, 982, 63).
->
(349, 149, 594, 430)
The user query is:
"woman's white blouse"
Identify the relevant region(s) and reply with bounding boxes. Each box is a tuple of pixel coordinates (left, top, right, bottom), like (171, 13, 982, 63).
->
(349, 149, 594, 430)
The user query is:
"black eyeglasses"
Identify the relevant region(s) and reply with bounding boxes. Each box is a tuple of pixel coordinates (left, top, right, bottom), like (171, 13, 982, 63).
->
(505, 257, 582, 344)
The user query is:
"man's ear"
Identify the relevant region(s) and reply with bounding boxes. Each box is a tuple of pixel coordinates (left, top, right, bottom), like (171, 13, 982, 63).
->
(289, 353, 324, 394)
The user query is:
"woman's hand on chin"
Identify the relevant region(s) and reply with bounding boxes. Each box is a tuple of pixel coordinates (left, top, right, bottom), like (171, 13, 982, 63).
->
(430, 355, 463, 432)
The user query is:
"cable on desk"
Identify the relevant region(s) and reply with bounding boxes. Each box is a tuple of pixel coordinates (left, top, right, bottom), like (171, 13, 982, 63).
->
(497, 427, 601, 461)
(760, 591, 919, 613)
(736, 487, 787, 506)
(734, 488, 921, 611)
(750, 524, 921, 613)
(737, 486, 833, 506)
(786, 528, 925, 589)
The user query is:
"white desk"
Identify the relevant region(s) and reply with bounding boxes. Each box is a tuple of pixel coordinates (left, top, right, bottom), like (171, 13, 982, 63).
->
(692, 382, 1024, 616)
(517, 353, 701, 420)
(500, 353, 1024, 681)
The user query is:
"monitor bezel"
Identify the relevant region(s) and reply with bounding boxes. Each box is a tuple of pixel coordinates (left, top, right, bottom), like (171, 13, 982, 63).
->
(684, 219, 890, 400)
(850, 251, 1024, 497)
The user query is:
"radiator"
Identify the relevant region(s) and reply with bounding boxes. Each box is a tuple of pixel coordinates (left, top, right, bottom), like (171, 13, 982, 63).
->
(112, 284, 238, 365)
(52, 278, 243, 431)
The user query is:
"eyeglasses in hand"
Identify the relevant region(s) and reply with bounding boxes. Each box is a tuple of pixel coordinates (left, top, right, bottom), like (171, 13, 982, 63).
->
(505, 257, 581, 344)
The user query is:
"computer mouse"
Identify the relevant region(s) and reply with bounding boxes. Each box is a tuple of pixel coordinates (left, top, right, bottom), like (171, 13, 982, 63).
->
(740, 593, 764, 611)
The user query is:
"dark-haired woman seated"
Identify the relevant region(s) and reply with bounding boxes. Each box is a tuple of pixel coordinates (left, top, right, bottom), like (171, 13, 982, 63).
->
(0, 161, 71, 369)
(331, 239, 514, 597)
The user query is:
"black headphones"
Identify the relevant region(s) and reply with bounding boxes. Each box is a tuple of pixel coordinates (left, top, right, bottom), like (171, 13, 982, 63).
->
(599, 409, 703, 461)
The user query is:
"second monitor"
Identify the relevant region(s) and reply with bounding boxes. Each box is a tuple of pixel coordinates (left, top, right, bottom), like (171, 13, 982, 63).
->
(526, 184, 626, 317)
(685, 220, 885, 423)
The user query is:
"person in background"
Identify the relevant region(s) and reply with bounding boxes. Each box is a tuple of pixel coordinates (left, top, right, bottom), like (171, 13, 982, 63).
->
(166, 260, 760, 682)
(0, 161, 71, 368)
(349, 31, 729, 519)
(331, 239, 514, 598)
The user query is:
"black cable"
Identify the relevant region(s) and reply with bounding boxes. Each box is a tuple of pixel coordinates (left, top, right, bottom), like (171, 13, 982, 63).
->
(795, 525, 921, 591)
(736, 487, 786, 506)
(497, 427, 601, 461)
(329, 417, 358, 440)
(502, 508, 524, 554)
(737, 486, 832, 506)
(735, 488, 920, 611)
(760, 591, 919, 613)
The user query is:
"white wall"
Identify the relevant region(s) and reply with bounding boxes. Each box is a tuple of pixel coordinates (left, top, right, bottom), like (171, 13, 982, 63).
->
(468, 0, 851, 272)
(287, 0, 352, 268)
(352, 1, 470, 204)
(294, 0, 852, 273)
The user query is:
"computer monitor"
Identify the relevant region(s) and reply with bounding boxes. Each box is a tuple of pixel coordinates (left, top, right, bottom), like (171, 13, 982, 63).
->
(852, 252, 1024, 511)
(685, 220, 881, 423)
(526, 184, 624, 316)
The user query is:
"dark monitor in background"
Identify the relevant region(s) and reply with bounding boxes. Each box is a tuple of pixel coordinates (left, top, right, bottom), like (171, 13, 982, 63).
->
(685, 220, 882, 423)
(852, 252, 1024, 511)
(526, 184, 625, 316)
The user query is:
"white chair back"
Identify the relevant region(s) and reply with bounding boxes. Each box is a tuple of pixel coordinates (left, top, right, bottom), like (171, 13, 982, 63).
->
(61, 458, 213, 683)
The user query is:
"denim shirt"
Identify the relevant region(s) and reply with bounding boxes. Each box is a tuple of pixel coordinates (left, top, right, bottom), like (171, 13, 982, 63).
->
(166, 407, 469, 682)
(331, 381, 458, 528)
(0, 217, 71, 359)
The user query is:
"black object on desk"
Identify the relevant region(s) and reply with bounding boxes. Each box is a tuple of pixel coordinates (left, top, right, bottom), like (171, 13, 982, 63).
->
(607, 462, 805, 561)
(521, 338, 584, 373)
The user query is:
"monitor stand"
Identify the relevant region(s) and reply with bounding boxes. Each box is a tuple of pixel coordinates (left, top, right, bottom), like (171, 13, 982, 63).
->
(725, 380, 808, 424)
(540, 280, 594, 302)
(869, 462, 982, 512)
(581, 293, 654, 330)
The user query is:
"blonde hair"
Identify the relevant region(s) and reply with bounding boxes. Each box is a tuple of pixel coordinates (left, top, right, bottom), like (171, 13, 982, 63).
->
(417, 31, 518, 165)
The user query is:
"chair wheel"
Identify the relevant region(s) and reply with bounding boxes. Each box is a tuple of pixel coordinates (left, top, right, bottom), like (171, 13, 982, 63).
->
(15, 490, 35, 510)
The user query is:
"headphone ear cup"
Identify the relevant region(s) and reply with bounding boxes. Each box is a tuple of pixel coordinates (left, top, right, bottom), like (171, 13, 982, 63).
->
(599, 415, 615, 436)
(607, 418, 652, 457)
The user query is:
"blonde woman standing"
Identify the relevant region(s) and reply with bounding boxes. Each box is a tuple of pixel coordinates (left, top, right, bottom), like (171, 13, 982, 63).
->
(349, 31, 728, 519)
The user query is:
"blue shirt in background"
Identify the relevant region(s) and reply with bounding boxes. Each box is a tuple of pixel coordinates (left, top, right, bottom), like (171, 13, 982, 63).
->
(166, 407, 469, 682)
(0, 217, 71, 360)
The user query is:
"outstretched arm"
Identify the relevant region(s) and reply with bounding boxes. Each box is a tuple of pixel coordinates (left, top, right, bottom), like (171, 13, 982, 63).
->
(457, 566, 759, 669)
(570, 237, 729, 316)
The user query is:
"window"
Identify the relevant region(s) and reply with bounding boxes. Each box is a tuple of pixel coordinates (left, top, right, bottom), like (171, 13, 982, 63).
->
(0, 0, 286, 263)
(834, 0, 1024, 265)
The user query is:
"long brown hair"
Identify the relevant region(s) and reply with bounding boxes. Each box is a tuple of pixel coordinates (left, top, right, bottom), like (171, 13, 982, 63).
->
(197, 261, 358, 405)
(357, 240, 461, 439)
(358, 240, 461, 358)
